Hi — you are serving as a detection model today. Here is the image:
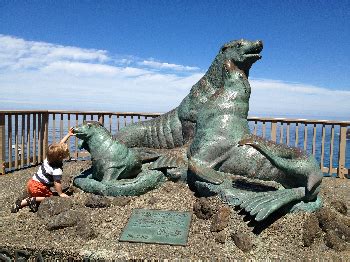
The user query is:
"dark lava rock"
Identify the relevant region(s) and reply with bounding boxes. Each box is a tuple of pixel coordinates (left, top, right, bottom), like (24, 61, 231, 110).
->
(162, 183, 173, 193)
(14, 250, 30, 262)
(76, 219, 96, 240)
(85, 194, 111, 208)
(148, 196, 158, 205)
(17, 190, 30, 202)
(210, 206, 231, 232)
(112, 196, 131, 207)
(324, 230, 347, 251)
(303, 214, 322, 247)
(46, 210, 80, 230)
(37, 196, 73, 218)
(193, 197, 215, 220)
(317, 207, 350, 242)
(317, 207, 337, 228)
(0, 249, 12, 262)
(330, 200, 348, 215)
(215, 231, 227, 244)
(232, 232, 254, 252)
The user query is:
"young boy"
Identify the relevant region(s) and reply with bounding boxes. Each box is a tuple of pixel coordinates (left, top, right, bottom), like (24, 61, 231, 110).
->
(11, 129, 74, 213)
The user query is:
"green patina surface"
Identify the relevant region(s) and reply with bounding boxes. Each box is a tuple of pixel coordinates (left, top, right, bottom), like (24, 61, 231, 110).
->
(119, 209, 192, 246)
(73, 39, 323, 221)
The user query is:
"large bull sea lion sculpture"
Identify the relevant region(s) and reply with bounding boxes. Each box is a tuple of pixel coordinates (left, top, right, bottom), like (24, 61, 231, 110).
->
(113, 39, 264, 178)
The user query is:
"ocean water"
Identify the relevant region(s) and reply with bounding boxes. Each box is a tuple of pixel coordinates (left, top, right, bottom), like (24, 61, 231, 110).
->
(4, 114, 350, 177)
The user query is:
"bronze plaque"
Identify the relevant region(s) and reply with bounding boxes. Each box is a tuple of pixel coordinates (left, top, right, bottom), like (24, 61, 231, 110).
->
(119, 209, 192, 246)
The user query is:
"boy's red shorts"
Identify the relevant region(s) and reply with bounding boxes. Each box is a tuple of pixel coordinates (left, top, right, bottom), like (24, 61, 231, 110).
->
(27, 179, 53, 197)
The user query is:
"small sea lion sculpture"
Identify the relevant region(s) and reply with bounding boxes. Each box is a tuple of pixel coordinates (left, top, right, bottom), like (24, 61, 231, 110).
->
(72, 121, 165, 196)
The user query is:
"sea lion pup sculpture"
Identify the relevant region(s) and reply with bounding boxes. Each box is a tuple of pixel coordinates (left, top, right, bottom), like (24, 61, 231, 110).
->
(113, 39, 263, 178)
(189, 60, 323, 221)
(72, 121, 165, 196)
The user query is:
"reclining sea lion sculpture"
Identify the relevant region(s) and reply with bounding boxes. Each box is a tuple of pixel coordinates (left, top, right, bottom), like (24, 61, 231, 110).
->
(73, 39, 323, 221)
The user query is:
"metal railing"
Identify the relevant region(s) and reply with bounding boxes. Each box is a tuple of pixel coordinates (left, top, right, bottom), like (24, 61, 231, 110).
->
(0, 110, 349, 179)
(248, 117, 349, 178)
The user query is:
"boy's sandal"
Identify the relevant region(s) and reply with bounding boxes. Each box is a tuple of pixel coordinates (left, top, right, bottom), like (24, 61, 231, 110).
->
(26, 197, 39, 212)
(10, 199, 22, 213)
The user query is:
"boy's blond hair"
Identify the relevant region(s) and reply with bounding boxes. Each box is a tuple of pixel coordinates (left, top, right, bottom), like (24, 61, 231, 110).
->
(47, 143, 70, 165)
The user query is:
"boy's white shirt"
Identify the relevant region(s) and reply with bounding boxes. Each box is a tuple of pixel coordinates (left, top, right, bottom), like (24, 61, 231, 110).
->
(32, 158, 63, 185)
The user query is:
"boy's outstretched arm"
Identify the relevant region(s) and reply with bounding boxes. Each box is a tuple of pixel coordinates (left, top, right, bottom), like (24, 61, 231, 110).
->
(60, 127, 75, 144)
(54, 180, 69, 198)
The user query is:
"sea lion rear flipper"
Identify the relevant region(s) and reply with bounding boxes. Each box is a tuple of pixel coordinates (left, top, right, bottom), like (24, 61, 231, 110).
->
(239, 187, 305, 221)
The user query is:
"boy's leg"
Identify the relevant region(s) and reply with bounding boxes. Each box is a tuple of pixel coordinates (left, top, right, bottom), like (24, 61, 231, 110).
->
(34, 197, 46, 203)
(26, 197, 40, 212)
(28, 179, 52, 211)
(19, 196, 45, 206)
(11, 186, 31, 212)
(12, 179, 52, 213)
(11, 199, 24, 213)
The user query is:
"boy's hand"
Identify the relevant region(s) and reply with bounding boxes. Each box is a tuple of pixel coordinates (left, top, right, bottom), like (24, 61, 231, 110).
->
(59, 127, 75, 144)
(59, 193, 69, 198)
(68, 127, 75, 136)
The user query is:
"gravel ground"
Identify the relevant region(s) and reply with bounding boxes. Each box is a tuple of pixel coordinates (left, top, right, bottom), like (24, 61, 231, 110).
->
(0, 160, 349, 260)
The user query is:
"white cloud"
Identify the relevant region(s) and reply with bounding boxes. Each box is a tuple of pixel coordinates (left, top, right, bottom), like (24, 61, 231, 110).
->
(0, 34, 348, 119)
(0, 35, 109, 71)
(41, 61, 150, 77)
(250, 79, 350, 119)
(139, 60, 200, 72)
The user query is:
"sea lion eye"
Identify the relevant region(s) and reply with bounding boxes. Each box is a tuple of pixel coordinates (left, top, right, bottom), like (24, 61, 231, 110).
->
(221, 46, 229, 52)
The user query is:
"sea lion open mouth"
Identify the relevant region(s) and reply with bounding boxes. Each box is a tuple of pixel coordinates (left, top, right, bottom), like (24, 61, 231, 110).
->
(243, 41, 263, 60)
(243, 53, 262, 59)
(71, 126, 87, 139)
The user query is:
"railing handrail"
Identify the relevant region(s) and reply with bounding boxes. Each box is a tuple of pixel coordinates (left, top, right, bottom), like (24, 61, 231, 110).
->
(0, 110, 51, 114)
(0, 110, 163, 116)
(247, 116, 350, 125)
(48, 110, 163, 116)
(2, 110, 349, 125)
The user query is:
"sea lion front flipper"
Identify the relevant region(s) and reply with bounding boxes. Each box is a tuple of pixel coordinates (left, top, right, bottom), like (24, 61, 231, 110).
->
(149, 154, 183, 169)
(188, 159, 226, 185)
(132, 148, 161, 163)
(148, 153, 188, 181)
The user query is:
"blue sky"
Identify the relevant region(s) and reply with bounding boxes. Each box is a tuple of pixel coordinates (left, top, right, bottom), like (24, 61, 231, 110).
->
(0, 0, 349, 119)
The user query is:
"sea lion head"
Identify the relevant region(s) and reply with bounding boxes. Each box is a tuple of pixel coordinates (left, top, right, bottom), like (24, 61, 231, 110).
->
(219, 39, 263, 76)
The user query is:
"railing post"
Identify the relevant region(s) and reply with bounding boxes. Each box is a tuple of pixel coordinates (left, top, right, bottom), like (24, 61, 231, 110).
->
(337, 124, 347, 178)
(42, 112, 49, 161)
(0, 113, 5, 175)
(271, 121, 277, 142)
(98, 114, 104, 125)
